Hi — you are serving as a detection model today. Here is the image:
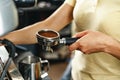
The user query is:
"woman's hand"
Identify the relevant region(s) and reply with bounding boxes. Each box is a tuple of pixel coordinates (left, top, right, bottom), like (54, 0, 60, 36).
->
(69, 30, 117, 54)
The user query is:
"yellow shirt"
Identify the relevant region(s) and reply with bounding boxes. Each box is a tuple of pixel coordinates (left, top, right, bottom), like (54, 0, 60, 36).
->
(65, 0, 120, 80)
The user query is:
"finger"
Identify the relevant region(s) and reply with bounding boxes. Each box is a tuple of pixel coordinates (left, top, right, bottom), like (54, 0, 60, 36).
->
(74, 30, 89, 38)
(69, 41, 80, 51)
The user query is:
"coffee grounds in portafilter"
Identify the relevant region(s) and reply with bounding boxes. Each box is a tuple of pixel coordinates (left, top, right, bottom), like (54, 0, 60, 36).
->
(38, 31, 58, 38)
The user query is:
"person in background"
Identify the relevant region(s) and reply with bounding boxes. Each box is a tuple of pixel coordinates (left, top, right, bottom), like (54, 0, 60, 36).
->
(1, 0, 120, 80)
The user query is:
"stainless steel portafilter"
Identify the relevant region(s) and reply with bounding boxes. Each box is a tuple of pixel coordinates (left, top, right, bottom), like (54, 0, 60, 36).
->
(36, 29, 60, 53)
(36, 29, 78, 53)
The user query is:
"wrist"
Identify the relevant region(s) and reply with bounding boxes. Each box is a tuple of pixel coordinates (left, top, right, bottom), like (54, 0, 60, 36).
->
(104, 37, 120, 57)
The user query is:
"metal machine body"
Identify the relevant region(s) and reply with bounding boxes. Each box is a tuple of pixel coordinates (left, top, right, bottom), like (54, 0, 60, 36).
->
(0, 0, 18, 36)
(0, 1, 51, 80)
(0, 39, 24, 80)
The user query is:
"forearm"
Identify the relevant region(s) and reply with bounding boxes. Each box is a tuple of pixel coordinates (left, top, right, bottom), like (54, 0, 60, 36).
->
(0, 22, 46, 44)
(0, 19, 71, 45)
(0, 3, 74, 45)
(104, 38, 120, 59)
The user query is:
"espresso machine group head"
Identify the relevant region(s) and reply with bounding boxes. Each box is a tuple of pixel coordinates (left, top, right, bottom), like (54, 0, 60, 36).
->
(36, 29, 78, 53)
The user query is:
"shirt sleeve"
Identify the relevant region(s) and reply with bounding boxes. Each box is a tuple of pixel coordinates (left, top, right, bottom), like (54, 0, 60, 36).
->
(64, 0, 76, 7)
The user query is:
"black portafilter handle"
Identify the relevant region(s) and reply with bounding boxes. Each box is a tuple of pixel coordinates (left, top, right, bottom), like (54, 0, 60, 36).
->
(60, 37, 79, 45)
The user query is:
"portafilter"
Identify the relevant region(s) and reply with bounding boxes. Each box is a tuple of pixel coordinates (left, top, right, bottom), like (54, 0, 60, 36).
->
(36, 29, 78, 53)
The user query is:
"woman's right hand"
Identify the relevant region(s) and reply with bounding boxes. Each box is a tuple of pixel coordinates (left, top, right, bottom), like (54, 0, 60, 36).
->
(69, 30, 119, 55)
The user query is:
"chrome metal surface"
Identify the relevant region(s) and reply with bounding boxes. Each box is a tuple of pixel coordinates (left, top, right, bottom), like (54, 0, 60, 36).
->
(8, 60, 24, 80)
(36, 29, 60, 53)
(0, 46, 24, 80)
(0, 0, 18, 36)
(19, 55, 49, 80)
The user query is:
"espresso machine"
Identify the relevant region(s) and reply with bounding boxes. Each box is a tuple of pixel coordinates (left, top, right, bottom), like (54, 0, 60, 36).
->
(0, 0, 23, 80)
(0, 0, 51, 80)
